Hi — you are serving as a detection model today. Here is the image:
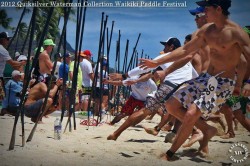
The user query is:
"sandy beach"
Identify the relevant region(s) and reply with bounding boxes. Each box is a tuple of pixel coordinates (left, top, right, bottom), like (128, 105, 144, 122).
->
(0, 113, 249, 166)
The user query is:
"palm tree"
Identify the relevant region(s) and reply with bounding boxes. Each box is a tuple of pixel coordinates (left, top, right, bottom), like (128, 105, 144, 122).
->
(34, 0, 76, 52)
(7, 6, 29, 49)
(14, 22, 28, 53)
(0, 9, 12, 29)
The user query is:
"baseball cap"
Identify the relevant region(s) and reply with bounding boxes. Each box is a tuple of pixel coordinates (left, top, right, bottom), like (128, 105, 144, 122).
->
(83, 50, 92, 56)
(34, 47, 44, 53)
(78, 51, 85, 57)
(189, 6, 205, 15)
(64, 52, 73, 58)
(56, 53, 62, 58)
(196, 0, 231, 11)
(0, 32, 12, 40)
(43, 39, 55, 46)
(103, 55, 107, 59)
(12, 70, 24, 77)
(160, 37, 181, 49)
(17, 55, 28, 61)
(15, 52, 20, 58)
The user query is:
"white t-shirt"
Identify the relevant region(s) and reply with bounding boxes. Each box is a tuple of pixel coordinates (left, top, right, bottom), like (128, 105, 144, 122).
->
(54, 61, 62, 79)
(97, 71, 108, 89)
(95, 63, 108, 89)
(123, 76, 157, 101)
(128, 52, 193, 85)
(0, 44, 11, 77)
(80, 59, 93, 87)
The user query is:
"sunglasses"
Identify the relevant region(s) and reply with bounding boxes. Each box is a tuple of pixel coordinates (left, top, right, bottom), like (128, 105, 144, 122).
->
(196, 13, 206, 18)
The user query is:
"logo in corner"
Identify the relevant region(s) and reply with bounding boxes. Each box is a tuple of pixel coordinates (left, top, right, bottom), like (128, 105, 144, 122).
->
(228, 143, 249, 163)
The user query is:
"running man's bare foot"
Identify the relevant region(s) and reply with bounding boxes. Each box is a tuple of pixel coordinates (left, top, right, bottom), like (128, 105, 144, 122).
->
(182, 132, 204, 148)
(198, 126, 217, 155)
(196, 149, 209, 158)
(160, 153, 179, 161)
(161, 153, 171, 161)
(107, 133, 118, 140)
(143, 127, 159, 136)
(161, 124, 172, 131)
(220, 132, 235, 139)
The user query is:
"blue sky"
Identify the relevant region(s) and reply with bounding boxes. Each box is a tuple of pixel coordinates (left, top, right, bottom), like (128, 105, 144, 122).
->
(1, 0, 250, 70)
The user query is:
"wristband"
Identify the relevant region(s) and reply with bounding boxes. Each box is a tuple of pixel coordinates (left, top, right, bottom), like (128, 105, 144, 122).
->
(166, 150, 175, 158)
(122, 73, 127, 80)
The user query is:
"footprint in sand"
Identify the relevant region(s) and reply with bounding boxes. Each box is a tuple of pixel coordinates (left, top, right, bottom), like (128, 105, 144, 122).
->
(39, 129, 46, 133)
(147, 149, 155, 154)
(61, 149, 69, 153)
(80, 153, 85, 157)
(119, 152, 134, 158)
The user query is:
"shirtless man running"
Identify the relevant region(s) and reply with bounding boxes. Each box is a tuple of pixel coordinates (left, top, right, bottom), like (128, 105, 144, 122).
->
(140, 0, 250, 160)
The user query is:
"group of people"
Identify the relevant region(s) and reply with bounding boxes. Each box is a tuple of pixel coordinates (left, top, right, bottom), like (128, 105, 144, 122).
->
(104, 0, 250, 161)
(0, 32, 109, 123)
(0, 0, 249, 162)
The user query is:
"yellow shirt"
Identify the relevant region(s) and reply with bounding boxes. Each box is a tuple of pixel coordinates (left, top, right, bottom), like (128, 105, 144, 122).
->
(69, 61, 82, 90)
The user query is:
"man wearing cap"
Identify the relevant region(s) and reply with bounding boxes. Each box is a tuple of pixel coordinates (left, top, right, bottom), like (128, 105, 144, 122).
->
(24, 75, 63, 123)
(107, 37, 194, 141)
(79, 50, 94, 112)
(0, 32, 25, 101)
(38, 39, 55, 82)
(92, 55, 110, 116)
(17, 55, 28, 81)
(188, 6, 210, 75)
(140, 0, 250, 160)
(57, 52, 72, 110)
(14, 52, 20, 61)
(59, 52, 72, 81)
(34, 47, 44, 54)
(0, 70, 23, 116)
(169, 6, 210, 147)
(68, 51, 83, 111)
(54, 53, 62, 79)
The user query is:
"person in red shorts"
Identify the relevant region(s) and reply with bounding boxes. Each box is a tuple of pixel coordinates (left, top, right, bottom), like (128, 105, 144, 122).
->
(103, 73, 157, 125)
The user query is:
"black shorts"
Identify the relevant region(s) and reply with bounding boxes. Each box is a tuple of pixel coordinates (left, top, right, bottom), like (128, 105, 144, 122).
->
(24, 99, 43, 118)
